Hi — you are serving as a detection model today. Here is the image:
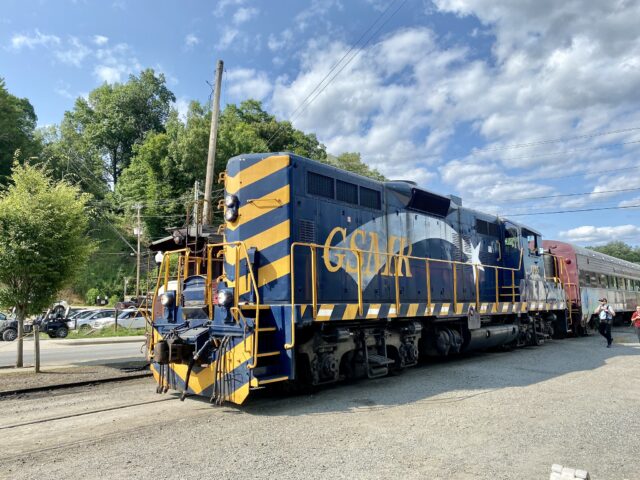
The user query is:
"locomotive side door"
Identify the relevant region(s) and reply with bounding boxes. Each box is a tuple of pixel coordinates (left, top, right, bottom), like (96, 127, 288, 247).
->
(502, 222, 522, 301)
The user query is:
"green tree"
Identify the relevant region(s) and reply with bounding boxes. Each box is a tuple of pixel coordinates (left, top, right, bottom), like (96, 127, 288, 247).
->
(0, 79, 40, 184)
(62, 69, 175, 186)
(0, 162, 94, 366)
(327, 152, 385, 180)
(588, 241, 640, 263)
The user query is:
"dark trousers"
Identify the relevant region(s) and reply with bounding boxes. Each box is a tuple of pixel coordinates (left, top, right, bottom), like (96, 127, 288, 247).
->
(635, 326, 640, 342)
(598, 322, 612, 345)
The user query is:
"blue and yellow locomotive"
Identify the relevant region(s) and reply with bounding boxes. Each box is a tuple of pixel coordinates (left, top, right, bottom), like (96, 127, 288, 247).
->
(148, 153, 568, 404)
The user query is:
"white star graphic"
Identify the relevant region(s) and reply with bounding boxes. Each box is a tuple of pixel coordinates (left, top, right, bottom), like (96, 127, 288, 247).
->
(468, 242, 484, 284)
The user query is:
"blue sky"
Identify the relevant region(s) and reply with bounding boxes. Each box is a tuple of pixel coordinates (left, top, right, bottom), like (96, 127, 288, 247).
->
(2, 0, 640, 245)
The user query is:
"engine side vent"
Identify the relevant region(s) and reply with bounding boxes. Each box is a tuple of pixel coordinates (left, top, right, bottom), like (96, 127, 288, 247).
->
(298, 219, 316, 243)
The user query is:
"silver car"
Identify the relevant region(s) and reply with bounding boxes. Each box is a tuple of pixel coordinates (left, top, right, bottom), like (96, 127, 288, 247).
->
(68, 309, 116, 331)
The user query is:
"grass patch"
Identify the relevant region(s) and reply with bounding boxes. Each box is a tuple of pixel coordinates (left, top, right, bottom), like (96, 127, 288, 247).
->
(67, 326, 147, 338)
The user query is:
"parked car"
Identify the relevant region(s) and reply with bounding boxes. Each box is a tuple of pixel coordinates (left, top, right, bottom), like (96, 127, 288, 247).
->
(0, 309, 69, 341)
(69, 309, 116, 331)
(91, 309, 149, 330)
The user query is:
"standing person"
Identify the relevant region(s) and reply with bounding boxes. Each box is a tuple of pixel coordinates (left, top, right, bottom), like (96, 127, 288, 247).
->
(631, 305, 640, 343)
(594, 298, 615, 348)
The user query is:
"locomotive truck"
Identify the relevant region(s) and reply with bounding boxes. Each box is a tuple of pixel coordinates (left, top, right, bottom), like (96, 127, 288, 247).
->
(147, 152, 596, 405)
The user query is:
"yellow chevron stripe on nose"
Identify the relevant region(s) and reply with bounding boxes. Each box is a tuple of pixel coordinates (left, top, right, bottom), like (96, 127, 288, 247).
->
(226, 184, 290, 231)
(225, 155, 290, 195)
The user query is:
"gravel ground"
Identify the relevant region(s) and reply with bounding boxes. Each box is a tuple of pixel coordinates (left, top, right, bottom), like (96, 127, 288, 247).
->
(0, 362, 149, 394)
(1, 329, 639, 480)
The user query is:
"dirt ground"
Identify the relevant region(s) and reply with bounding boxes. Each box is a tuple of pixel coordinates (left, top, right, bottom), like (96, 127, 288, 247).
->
(0, 329, 639, 480)
(0, 362, 149, 394)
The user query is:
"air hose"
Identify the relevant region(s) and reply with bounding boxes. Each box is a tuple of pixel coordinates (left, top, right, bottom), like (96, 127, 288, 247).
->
(181, 337, 214, 401)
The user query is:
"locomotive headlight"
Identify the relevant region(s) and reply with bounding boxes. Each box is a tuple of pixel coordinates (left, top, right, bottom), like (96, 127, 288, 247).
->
(224, 194, 238, 208)
(224, 207, 238, 222)
(217, 288, 233, 306)
(161, 292, 175, 307)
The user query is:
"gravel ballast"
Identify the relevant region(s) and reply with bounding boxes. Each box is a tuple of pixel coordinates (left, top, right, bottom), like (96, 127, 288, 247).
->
(1, 329, 638, 480)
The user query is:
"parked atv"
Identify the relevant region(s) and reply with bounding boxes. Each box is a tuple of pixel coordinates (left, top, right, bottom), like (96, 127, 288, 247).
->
(0, 303, 70, 341)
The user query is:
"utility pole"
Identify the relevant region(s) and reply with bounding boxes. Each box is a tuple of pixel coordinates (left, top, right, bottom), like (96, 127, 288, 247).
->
(193, 179, 200, 227)
(133, 204, 142, 298)
(202, 59, 224, 225)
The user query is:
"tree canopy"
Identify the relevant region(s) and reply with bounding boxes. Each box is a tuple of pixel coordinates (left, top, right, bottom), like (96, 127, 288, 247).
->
(61, 69, 175, 186)
(0, 78, 39, 184)
(587, 241, 640, 263)
(0, 162, 94, 365)
(0, 69, 385, 302)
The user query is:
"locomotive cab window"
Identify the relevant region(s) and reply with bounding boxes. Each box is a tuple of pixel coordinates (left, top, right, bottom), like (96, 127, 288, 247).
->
(522, 228, 540, 255)
(505, 225, 519, 249)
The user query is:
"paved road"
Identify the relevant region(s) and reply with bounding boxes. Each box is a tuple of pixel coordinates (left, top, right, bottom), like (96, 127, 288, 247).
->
(1, 330, 639, 479)
(0, 339, 145, 367)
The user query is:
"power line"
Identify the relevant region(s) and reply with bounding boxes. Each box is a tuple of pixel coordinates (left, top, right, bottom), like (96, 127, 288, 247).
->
(472, 126, 640, 153)
(488, 164, 640, 188)
(504, 204, 640, 217)
(508, 186, 640, 202)
(265, 0, 407, 150)
(497, 138, 640, 163)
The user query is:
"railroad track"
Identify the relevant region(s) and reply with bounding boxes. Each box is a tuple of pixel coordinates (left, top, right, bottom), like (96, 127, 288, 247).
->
(0, 372, 152, 398)
(0, 396, 176, 431)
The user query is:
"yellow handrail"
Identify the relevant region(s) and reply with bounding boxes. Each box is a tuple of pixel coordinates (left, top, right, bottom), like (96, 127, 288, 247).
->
(205, 241, 262, 367)
(290, 242, 525, 337)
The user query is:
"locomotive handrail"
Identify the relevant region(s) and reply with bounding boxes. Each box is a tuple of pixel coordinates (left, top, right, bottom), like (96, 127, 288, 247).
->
(149, 248, 205, 356)
(290, 242, 526, 335)
(205, 241, 261, 367)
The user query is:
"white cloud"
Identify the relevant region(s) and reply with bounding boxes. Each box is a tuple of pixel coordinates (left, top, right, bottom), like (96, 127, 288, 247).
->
(94, 65, 123, 84)
(233, 7, 258, 24)
(10, 29, 60, 49)
(185, 33, 199, 48)
(267, 29, 293, 52)
(270, 27, 470, 182)
(93, 43, 141, 84)
(173, 97, 190, 121)
(54, 37, 91, 67)
(213, 0, 246, 17)
(559, 225, 640, 245)
(226, 68, 272, 101)
(216, 27, 240, 50)
(620, 196, 640, 208)
(93, 35, 109, 46)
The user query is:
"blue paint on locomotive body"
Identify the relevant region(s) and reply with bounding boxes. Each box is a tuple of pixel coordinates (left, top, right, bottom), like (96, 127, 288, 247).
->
(283, 154, 549, 310)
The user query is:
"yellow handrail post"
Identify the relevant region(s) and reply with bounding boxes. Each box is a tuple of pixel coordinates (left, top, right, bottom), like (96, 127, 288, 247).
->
(474, 265, 480, 309)
(310, 245, 318, 318)
(494, 267, 499, 305)
(163, 255, 170, 292)
(394, 255, 400, 314)
(425, 259, 432, 314)
(206, 249, 213, 319)
(511, 270, 516, 302)
(356, 250, 363, 316)
(452, 263, 457, 309)
(183, 250, 190, 279)
(234, 245, 240, 308)
(285, 244, 295, 351)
